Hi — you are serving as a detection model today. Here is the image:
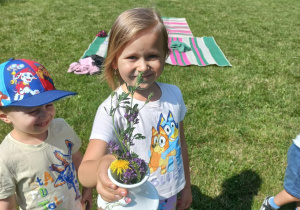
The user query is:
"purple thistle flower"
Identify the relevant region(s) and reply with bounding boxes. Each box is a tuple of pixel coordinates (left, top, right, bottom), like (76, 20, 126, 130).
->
(108, 141, 120, 155)
(123, 168, 137, 184)
(124, 112, 129, 118)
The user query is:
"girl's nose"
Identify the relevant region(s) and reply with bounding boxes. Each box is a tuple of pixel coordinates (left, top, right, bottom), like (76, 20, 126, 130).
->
(137, 59, 147, 72)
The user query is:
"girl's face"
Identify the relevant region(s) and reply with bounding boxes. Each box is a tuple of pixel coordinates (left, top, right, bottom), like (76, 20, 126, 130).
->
(5, 103, 56, 142)
(113, 29, 165, 91)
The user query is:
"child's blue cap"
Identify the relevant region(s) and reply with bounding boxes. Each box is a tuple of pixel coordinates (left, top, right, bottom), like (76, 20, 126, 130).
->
(0, 58, 77, 107)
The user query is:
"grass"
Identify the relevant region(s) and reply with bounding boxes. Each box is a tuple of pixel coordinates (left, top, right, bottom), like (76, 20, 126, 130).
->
(0, 0, 300, 209)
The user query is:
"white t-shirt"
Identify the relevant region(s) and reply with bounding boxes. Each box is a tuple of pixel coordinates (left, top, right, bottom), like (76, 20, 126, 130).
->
(0, 118, 83, 210)
(293, 134, 300, 148)
(90, 82, 187, 199)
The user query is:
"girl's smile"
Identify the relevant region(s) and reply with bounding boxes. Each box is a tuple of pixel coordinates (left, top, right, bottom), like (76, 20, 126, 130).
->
(113, 28, 165, 100)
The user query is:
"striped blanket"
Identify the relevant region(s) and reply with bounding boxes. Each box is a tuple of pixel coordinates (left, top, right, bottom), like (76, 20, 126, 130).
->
(81, 17, 231, 67)
(162, 17, 193, 37)
(167, 36, 231, 67)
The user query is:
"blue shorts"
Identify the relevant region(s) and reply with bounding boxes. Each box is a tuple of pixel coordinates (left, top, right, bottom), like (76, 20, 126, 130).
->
(284, 143, 300, 199)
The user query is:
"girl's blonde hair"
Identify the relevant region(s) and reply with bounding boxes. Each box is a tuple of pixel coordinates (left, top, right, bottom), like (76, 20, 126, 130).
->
(104, 8, 170, 90)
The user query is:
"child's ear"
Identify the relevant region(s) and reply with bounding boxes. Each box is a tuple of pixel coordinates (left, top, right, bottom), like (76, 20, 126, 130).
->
(0, 112, 11, 124)
(112, 60, 118, 70)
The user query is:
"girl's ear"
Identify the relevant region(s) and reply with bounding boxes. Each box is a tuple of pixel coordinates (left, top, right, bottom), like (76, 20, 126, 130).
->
(112, 60, 118, 70)
(0, 112, 11, 124)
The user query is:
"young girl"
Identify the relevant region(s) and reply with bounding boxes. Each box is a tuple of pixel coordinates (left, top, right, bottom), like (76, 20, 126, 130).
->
(78, 8, 192, 210)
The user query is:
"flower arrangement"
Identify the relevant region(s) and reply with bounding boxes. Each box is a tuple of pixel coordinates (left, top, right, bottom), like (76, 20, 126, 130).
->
(107, 73, 153, 185)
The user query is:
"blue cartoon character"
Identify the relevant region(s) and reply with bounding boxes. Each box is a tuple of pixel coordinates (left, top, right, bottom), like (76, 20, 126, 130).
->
(157, 111, 182, 172)
(49, 140, 81, 200)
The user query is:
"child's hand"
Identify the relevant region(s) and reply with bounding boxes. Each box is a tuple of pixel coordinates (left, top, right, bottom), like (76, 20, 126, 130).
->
(177, 184, 192, 210)
(96, 155, 128, 202)
(81, 187, 93, 210)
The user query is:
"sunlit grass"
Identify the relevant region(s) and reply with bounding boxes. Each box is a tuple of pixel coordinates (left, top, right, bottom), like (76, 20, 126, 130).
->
(1, 0, 300, 209)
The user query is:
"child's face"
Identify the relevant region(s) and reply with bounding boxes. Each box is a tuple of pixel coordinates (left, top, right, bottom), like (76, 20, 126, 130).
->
(5, 103, 56, 141)
(113, 29, 165, 90)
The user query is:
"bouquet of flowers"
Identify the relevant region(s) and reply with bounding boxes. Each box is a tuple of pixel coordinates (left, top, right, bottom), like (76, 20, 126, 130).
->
(107, 72, 153, 185)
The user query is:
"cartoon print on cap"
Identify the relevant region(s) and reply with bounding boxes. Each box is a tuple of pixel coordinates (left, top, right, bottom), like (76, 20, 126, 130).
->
(34, 62, 54, 90)
(9, 65, 40, 101)
(0, 91, 10, 106)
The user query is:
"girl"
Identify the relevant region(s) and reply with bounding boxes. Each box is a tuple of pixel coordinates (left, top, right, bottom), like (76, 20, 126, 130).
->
(78, 8, 192, 210)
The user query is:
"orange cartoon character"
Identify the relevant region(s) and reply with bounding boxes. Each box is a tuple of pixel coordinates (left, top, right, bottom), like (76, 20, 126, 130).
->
(148, 126, 176, 174)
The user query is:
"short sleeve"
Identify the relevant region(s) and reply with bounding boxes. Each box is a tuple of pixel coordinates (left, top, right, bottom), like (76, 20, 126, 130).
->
(167, 84, 187, 122)
(52, 118, 82, 154)
(90, 97, 117, 142)
(0, 159, 15, 199)
(178, 88, 187, 122)
(65, 120, 81, 154)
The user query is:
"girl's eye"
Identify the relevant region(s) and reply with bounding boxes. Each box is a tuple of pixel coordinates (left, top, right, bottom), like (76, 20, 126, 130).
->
(127, 56, 137, 60)
(149, 55, 158, 58)
(147, 55, 159, 61)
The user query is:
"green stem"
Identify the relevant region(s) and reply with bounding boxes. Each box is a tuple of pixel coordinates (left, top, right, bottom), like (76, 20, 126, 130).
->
(112, 112, 126, 152)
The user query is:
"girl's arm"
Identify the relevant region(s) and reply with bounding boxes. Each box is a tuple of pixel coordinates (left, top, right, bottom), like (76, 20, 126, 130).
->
(73, 151, 93, 210)
(177, 121, 193, 210)
(0, 195, 17, 210)
(78, 139, 128, 202)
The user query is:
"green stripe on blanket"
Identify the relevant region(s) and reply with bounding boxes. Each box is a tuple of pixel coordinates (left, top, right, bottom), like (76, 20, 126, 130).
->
(82, 36, 108, 58)
(166, 36, 231, 67)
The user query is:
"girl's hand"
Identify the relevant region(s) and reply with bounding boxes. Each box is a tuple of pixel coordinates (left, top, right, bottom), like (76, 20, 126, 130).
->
(177, 185, 193, 210)
(96, 155, 128, 202)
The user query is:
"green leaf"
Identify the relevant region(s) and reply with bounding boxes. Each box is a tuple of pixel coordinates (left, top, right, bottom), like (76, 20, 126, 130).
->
(133, 133, 146, 139)
(136, 72, 144, 85)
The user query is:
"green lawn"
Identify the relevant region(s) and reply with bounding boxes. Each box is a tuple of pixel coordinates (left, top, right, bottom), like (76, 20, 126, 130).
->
(0, 0, 300, 209)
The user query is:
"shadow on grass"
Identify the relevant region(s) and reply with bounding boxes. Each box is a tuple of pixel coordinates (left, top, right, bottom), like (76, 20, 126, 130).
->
(191, 169, 262, 210)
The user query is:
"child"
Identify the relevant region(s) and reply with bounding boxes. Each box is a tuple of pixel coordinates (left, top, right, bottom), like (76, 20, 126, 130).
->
(0, 58, 93, 210)
(78, 8, 192, 210)
(261, 134, 300, 210)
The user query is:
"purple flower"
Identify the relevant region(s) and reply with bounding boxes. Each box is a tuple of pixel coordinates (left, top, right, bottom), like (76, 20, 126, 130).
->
(108, 141, 120, 155)
(124, 111, 139, 123)
(108, 76, 153, 185)
(124, 112, 129, 118)
(123, 168, 137, 184)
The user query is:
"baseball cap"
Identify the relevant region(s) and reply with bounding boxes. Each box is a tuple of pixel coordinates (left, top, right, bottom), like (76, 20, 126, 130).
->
(0, 58, 77, 107)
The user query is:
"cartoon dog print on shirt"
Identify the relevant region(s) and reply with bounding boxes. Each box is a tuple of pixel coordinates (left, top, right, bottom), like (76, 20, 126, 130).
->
(148, 126, 176, 174)
(157, 111, 182, 172)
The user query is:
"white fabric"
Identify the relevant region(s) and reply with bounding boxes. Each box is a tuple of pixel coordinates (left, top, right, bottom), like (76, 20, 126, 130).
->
(293, 134, 300, 148)
(90, 82, 187, 199)
(0, 118, 83, 210)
